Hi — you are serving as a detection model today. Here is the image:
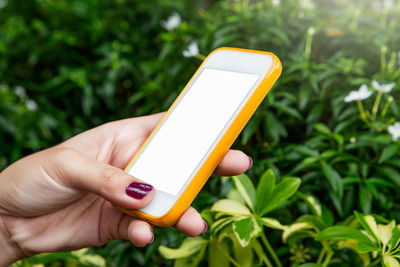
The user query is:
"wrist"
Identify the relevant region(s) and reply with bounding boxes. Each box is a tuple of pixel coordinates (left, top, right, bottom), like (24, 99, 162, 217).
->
(0, 216, 23, 266)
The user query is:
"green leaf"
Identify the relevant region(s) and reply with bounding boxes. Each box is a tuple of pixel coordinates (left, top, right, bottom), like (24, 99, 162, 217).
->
(316, 226, 375, 245)
(388, 226, 400, 250)
(320, 161, 343, 199)
(75, 252, 106, 267)
(251, 240, 270, 265)
(261, 217, 286, 230)
(299, 264, 323, 267)
(27, 252, 79, 264)
(232, 217, 262, 247)
(320, 150, 339, 159)
(356, 241, 380, 253)
(283, 222, 313, 243)
(265, 111, 287, 141)
(354, 211, 379, 243)
(260, 177, 301, 216)
(359, 185, 372, 213)
(255, 169, 275, 214)
(377, 221, 395, 247)
(241, 115, 261, 145)
(233, 174, 256, 210)
(296, 215, 326, 231)
(298, 83, 310, 110)
(314, 123, 331, 135)
(321, 204, 334, 226)
(272, 101, 303, 120)
(300, 194, 322, 216)
(306, 103, 324, 122)
(211, 199, 251, 216)
(379, 144, 398, 164)
(291, 145, 319, 157)
(175, 245, 206, 267)
(211, 217, 234, 234)
(332, 133, 344, 148)
(330, 191, 343, 216)
(383, 255, 400, 267)
(208, 241, 229, 267)
(159, 237, 207, 259)
(377, 166, 400, 187)
(231, 234, 253, 267)
(334, 119, 356, 133)
(366, 178, 395, 188)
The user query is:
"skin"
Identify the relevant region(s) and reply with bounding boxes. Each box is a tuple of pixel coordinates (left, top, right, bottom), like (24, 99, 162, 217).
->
(0, 112, 252, 266)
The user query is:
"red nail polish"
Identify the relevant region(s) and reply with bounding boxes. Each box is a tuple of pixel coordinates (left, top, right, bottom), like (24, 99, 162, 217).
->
(248, 156, 253, 169)
(201, 221, 208, 234)
(126, 182, 153, 199)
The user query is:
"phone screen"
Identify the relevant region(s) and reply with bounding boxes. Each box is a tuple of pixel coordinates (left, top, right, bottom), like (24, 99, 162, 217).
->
(127, 68, 259, 195)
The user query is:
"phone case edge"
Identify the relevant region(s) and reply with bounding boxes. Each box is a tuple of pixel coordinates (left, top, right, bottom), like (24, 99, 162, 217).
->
(115, 47, 282, 227)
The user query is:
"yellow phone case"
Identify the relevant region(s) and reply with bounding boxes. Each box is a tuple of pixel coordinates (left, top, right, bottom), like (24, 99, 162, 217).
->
(116, 47, 282, 227)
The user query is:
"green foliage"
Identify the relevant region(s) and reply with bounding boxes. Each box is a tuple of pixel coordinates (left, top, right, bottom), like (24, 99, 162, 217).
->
(161, 169, 301, 266)
(11, 249, 106, 267)
(2, 0, 400, 266)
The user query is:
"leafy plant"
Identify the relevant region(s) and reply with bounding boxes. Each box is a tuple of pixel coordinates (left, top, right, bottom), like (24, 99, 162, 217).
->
(2, 0, 400, 265)
(317, 211, 400, 266)
(11, 249, 106, 267)
(159, 169, 301, 267)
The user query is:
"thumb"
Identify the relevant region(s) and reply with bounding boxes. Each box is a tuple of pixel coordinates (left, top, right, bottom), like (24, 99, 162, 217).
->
(49, 147, 155, 210)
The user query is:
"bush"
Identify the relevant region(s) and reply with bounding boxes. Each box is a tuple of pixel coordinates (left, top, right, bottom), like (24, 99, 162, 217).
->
(2, 0, 400, 266)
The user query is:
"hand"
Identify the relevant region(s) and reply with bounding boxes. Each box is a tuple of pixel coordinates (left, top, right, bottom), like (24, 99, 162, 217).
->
(0, 113, 252, 265)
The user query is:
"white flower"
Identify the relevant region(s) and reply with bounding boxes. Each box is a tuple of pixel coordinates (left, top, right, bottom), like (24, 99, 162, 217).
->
(299, 0, 314, 10)
(383, 0, 395, 9)
(388, 122, 400, 141)
(14, 86, 26, 97)
(372, 80, 395, 93)
(0, 0, 7, 9)
(161, 12, 181, 31)
(272, 0, 280, 6)
(26, 99, 38, 111)
(182, 42, 199, 58)
(344, 84, 373, 102)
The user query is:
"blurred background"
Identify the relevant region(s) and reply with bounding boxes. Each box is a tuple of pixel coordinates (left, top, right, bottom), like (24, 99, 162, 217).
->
(2, 0, 400, 266)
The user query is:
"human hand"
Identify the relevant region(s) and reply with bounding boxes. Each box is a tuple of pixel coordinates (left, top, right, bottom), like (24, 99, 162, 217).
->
(0, 112, 252, 265)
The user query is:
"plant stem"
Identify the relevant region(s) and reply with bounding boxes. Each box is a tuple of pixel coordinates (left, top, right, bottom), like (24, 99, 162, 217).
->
(217, 244, 242, 267)
(381, 96, 393, 118)
(366, 256, 381, 267)
(261, 232, 282, 267)
(260, 252, 274, 267)
(381, 46, 387, 71)
(319, 241, 334, 267)
(195, 54, 206, 61)
(316, 247, 326, 265)
(304, 27, 315, 62)
(357, 100, 368, 123)
(372, 91, 383, 121)
(322, 249, 334, 267)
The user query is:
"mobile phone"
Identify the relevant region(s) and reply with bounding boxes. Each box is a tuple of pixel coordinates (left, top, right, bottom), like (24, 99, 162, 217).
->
(116, 47, 282, 227)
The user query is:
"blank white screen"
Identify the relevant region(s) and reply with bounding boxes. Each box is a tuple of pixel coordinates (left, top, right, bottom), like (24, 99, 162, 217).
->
(127, 68, 259, 195)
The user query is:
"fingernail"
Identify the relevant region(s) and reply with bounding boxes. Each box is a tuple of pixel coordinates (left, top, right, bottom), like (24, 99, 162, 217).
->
(148, 234, 154, 245)
(125, 182, 153, 199)
(248, 156, 253, 169)
(201, 221, 208, 234)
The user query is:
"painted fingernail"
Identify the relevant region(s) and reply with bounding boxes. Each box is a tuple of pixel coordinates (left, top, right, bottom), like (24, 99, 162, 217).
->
(248, 156, 253, 169)
(148, 234, 154, 245)
(201, 221, 208, 234)
(125, 182, 153, 199)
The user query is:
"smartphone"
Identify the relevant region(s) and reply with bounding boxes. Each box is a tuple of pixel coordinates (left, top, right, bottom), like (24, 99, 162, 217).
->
(116, 47, 282, 227)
